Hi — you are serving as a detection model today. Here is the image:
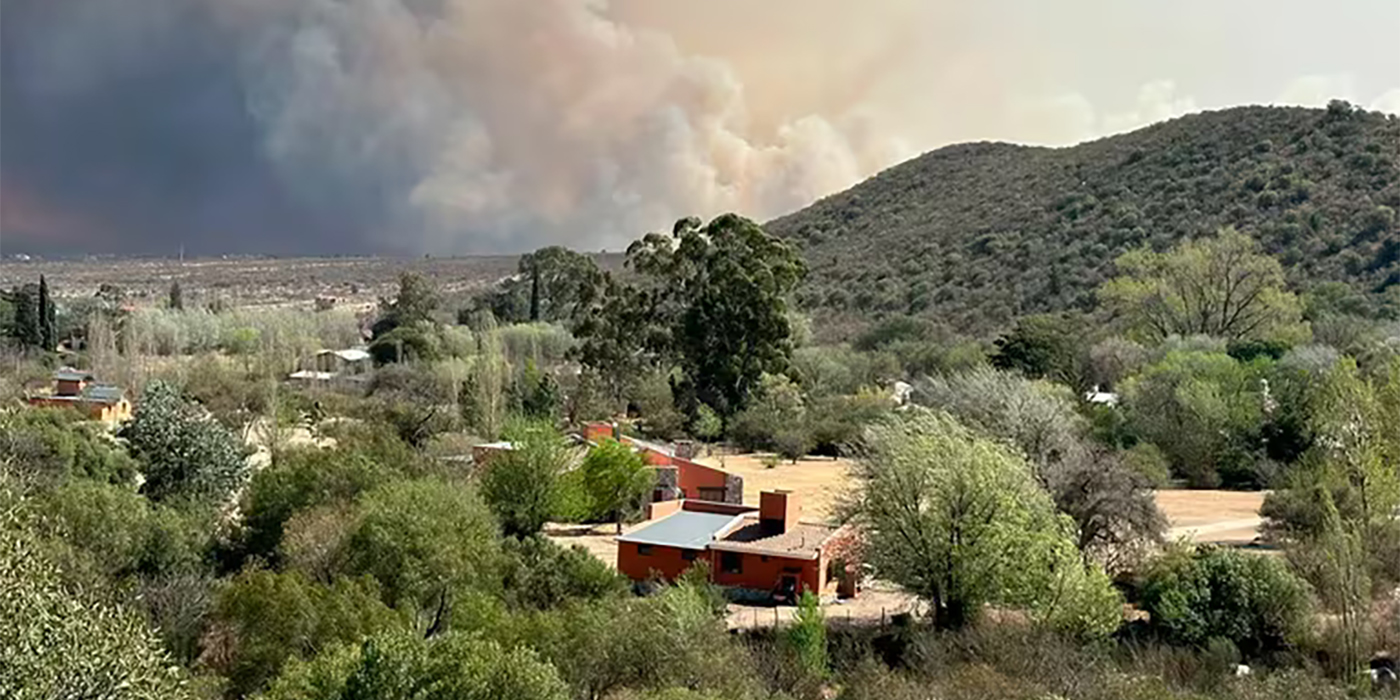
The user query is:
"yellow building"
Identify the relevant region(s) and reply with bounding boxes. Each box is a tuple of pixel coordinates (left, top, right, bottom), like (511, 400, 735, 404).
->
(27, 368, 133, 424)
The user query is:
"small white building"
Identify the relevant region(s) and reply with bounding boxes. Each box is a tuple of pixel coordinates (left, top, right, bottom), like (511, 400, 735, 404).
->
(1084, 385, 1119, 406)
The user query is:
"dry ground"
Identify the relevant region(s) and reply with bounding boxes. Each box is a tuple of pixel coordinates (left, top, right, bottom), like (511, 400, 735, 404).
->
(1158, 489, 1267, 545)
(546, 455, 1270, 630)
(1, 255, 526, 307)
(545, 456, 1270, 572)
(696, 452, 1269, 545)
(695, 452, 854, 520)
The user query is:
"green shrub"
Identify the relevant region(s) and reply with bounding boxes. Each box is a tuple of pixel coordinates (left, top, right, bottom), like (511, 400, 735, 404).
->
(1140, 545, 1313, 655)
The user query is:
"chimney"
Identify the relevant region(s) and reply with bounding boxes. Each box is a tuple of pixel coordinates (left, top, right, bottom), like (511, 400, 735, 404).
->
(759, 490, 800, 535)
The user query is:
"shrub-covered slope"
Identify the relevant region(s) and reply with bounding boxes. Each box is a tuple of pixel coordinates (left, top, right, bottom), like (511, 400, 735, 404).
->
(769, 102, 1400, 334)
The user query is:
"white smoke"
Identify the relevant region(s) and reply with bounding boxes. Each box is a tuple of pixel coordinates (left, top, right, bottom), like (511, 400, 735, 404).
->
(217, 0, 908, 254)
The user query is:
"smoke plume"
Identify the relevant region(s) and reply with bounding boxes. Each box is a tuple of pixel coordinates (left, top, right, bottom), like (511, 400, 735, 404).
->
(3, 0, 1397, 256)
(2, 0, 909, 256)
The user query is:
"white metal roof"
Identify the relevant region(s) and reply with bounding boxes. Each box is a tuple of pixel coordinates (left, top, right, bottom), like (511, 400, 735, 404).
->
(617, 510, 745, 549)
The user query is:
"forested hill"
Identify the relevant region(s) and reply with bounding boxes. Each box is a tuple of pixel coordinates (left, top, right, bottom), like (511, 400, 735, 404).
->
(768, 102, 1400, 335)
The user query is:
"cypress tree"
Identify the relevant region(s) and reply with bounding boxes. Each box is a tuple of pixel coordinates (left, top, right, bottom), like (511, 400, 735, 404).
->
(169, 280, 184, 311)
(9, 285, 40, 348)
(38, 275, 55, 350)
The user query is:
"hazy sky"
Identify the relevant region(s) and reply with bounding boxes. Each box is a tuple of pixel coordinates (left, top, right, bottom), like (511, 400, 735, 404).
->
(2, 0, 1397, 257)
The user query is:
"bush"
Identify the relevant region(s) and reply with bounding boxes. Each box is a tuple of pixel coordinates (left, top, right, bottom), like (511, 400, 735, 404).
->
(1140, 545, 1313, 655)
(341, 478, 502, 612)
(369, 323, 442, 365)
(208, 569, 401, 697)
(263, 630, 569, 700)
(0, 408, 139, 488)
(123, 381, 248, 504)
(499, 535, 627, 611)
(237, 444, 399, 566)
(0, 498, 192, 700)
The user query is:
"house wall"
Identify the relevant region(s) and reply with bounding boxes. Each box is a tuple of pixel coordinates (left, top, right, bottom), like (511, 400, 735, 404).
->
(55, 379, 84, 396)
(708, 550, 821, 595)
(27, 397, 128, 423)
(676, 458, 730, 500)
(584, 422, 617, 443)
(818, 525, 863, 598)
(617, 541, 701, 582)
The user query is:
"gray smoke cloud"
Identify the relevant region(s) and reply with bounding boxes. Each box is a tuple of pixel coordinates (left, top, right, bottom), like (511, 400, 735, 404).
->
(4, 0, 1397, 257)
(2, 0, 907, 256)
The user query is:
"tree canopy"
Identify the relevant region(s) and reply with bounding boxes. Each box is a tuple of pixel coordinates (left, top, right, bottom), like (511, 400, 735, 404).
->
(1100, 228, 1308, 344)
(845, 409, 1122, 636)
(574, 214, 806, 421)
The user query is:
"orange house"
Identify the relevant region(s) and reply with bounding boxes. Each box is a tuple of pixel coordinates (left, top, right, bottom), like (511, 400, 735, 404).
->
(27, 368, 132, 423)
(617, 491, 859, 602)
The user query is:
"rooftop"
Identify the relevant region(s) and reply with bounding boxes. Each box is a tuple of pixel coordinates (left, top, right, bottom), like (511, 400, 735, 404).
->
(317, 348, 372, 363)
(711, 516, 840, 560)
(83, 385, 125, 403)
(618, 510, 743, 550)
(474, 441, 516, 451)
(32, 383, 126, 405)
(53, 367, 94, 382)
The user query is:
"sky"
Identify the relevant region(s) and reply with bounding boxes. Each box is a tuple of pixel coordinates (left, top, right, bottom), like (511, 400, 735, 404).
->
(2, 0, 1398, 258)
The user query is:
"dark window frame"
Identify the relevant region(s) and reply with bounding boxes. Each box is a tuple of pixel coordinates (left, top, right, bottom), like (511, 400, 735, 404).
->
(720, 551, 742, 574)
(637, 544, 654, 556)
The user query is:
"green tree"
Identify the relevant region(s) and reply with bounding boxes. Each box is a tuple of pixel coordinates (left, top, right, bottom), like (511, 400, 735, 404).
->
(209, 569, 402, 697)
(4, 283, 41, 348)
(0, 407, 140, 488)
(0, 496, 191, 699)
(637, 215, 806, 418)
(690, 403, 722, 443)
(341, 478, 501, 620)
(368, 324, 443, 365)
(1100, 227, 1308, 344)
(508, 359, 562, 421)
(844, 410, 1122, 636)
(237, 444, 399, 566)
(475, 246, 604, 324)
(372, 272, 440, 339)
(38, 274, 55, 350)
(1139, 545, 1313, 655)
(576, 215, 805, 420)
(990, 313, 1089, 389)
(121, 381, 248, 503)
(1120, 350, 1267, 487)
(783, 590, 828, 680)
(264, 631, 568, 700)
(1263, 357, 1400, 588)
(729, 373, 807, 453)
(498, 535, 627, 611)
(479, 421, 574, 538)
(914, 368, 1165, 567)
(570, 276, 669, 405)
(168, 280, 183, 311)
(581, 438, 655, 534)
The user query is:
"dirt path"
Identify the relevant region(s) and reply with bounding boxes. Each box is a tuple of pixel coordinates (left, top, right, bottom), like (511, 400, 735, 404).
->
(1156, 490, 1267, 545)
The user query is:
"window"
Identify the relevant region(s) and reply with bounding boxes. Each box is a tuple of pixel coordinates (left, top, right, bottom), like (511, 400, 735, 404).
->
(682, 549, 698, 561)
(698, 487, 727, 502)
(637, 544, 653, 556)
(760, 555, 769, 563)
(721, 551, 742, 574)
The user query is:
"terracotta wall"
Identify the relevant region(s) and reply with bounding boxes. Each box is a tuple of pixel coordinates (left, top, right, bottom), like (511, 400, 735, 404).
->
(676, 458, 729, 499)
(707, 550, 821, 595)
(617, 542, 701, 582)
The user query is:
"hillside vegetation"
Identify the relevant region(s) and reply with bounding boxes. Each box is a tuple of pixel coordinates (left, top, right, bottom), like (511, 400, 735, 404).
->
(769, 102, 1400, 335)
